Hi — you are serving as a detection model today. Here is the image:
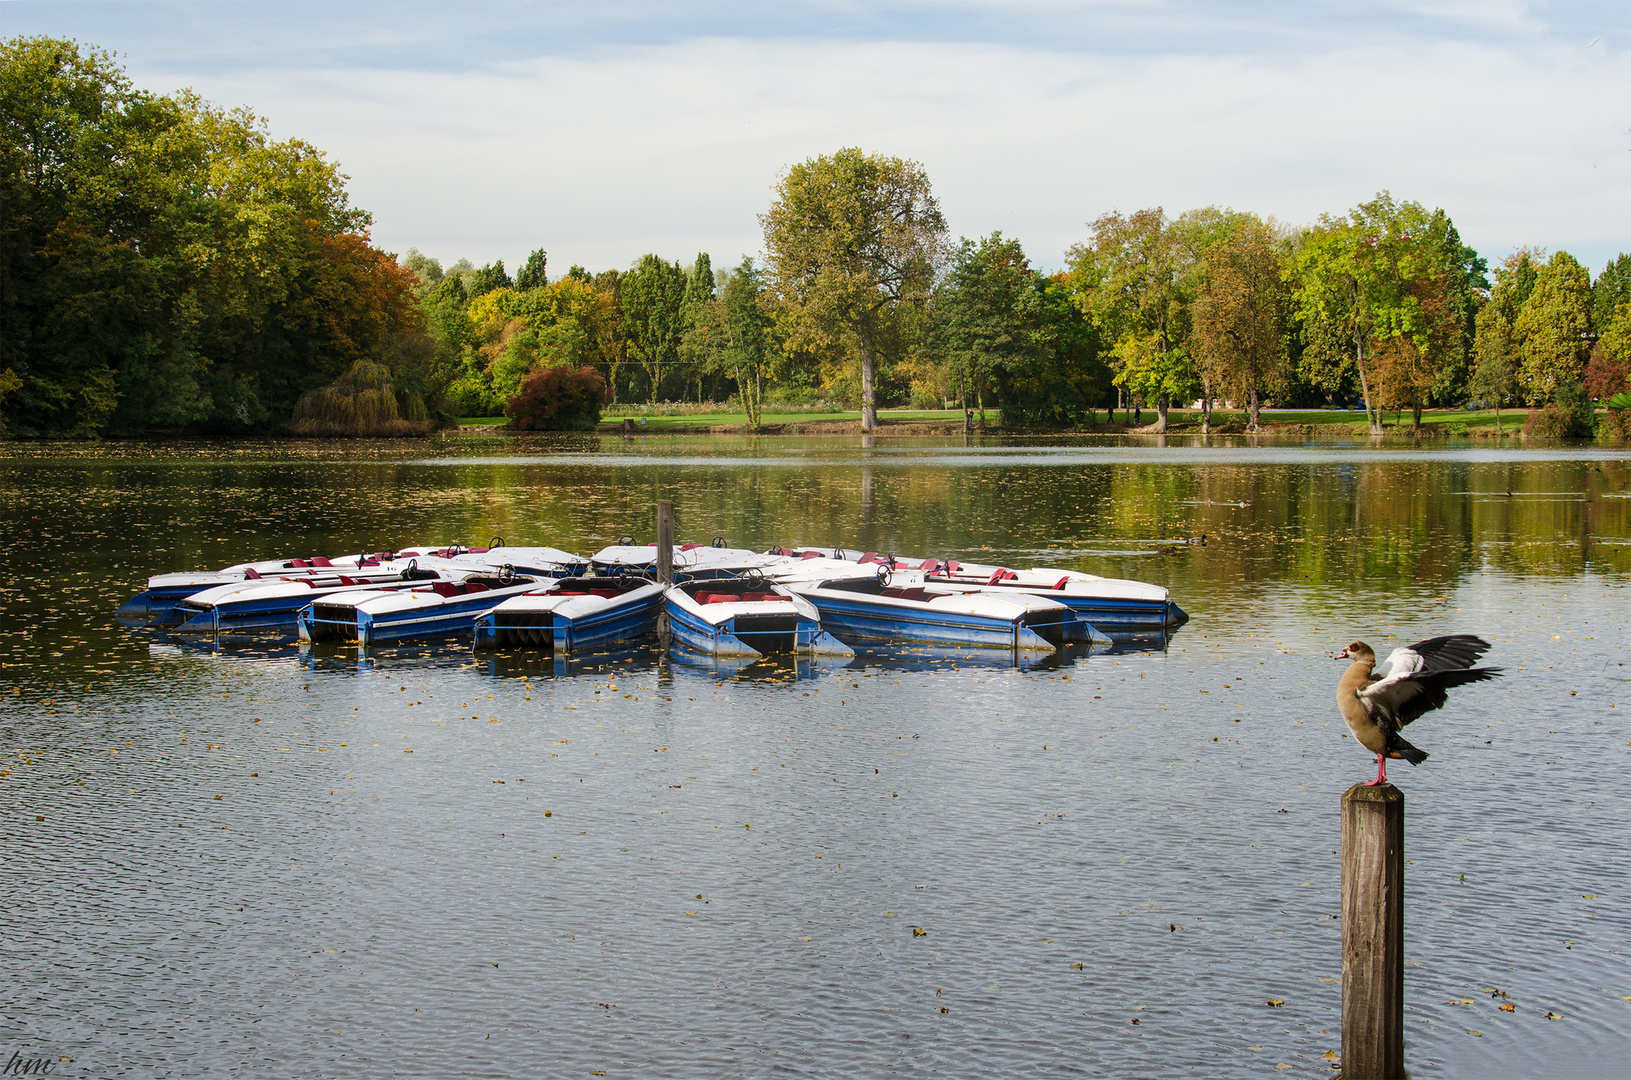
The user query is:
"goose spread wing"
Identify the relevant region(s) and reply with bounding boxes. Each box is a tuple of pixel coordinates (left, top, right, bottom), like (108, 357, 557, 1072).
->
(1360, 666, 1504, 726)
(1403, 635, 1491, 672)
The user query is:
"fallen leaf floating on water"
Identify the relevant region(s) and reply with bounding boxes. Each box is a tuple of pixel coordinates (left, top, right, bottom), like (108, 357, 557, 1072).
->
(1469, 1030, 1483, 1037)
(1267, 999, 1284, 1007)
(1321, 1051, 1340, 1061)
(1499, 1003, 1515, 1012)
(912, 927, 927, 937)
(1546, 1011, 1563, 1020)
(1170, 924, 1182, 932)
(1069, 963, 1083, 970)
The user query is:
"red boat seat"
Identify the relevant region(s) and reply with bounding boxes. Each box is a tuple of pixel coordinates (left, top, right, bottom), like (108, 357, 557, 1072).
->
(289, 559, 309, 568)
(858, 552, 880, 565)
(244, 567, 261, 580)
(1053, 576, 1070, 590)
(431, 581, 461, 597)
(987, 568, 1018, 585)
(881, 586, 926, 601)
(311, 556, 333, 567)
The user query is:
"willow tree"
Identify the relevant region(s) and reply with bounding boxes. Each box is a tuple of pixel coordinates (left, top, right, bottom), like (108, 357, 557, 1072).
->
(761, 149, 945, 431)
(1192, 214, 1289, 432)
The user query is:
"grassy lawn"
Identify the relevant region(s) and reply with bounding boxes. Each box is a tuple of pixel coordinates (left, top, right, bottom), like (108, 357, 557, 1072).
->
(457, 406, 1544, 434)
(594, 408, 973, 431)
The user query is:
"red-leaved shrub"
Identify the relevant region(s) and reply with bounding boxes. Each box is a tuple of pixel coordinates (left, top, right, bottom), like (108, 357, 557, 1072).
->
(505, 366, 610, 431)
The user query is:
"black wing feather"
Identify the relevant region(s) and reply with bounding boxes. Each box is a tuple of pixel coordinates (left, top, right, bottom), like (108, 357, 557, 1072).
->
(1394, 666, 1504, 725)
(1407, 635, 1493, 673)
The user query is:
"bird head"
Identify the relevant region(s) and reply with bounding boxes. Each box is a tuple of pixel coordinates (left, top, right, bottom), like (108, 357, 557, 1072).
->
(1335, 641, 1375, 663)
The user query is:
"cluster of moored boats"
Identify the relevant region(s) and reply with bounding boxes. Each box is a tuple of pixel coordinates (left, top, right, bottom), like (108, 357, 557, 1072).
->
(118, 539, 1187, 660)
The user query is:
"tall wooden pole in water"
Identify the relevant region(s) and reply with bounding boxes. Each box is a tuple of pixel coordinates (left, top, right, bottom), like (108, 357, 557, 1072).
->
(655, 500, 674, 585)
(1342, 782, 1406, 1079)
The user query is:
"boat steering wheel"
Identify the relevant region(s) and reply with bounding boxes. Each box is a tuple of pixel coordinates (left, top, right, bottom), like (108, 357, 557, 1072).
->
(399, 558, 419, 581)
(875, 563, 892, 587)
(498, 563, 516, 584)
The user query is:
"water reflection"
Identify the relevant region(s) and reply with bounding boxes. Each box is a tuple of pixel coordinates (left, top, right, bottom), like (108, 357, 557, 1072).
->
(1, 436, 1627, 1079)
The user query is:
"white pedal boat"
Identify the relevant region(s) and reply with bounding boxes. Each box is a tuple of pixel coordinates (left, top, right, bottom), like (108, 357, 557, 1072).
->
(664, 577, 852, 659)
(472, 577, 665, 652)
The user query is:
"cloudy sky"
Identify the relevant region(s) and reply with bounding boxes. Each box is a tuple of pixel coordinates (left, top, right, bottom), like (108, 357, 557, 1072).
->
(9, 1, 1630, 276)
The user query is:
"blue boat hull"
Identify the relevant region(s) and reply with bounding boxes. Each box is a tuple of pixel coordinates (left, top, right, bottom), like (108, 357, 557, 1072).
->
(472, 592, 662, 652)
(795, 593, 1067, 651)
(665, 597, 850, 658)
(300, 591, 524, 646)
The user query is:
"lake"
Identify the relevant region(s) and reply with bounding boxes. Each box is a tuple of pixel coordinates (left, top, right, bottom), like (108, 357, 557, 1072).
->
(0, 433, 1626, 1079)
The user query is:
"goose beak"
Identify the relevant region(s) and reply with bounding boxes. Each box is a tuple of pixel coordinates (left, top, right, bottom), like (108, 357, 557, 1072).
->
(1333, 647, 1351, 660)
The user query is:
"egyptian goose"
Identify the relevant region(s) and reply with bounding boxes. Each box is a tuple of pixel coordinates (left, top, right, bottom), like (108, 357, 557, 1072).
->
(1335, 635, 1503, 786)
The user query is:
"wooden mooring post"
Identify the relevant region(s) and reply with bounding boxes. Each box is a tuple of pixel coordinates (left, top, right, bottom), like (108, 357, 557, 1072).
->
(1341, 782, 1406, 1079)
(655, 500, 674, 585)
(655, 499, 674, 641)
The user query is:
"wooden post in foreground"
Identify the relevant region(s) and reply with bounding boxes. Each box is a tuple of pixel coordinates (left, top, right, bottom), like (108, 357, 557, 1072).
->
(655, 500, 674, 586)
(1342, 783, 1405, 1079)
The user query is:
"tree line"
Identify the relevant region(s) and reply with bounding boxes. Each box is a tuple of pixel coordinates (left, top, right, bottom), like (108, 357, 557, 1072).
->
(4, 38, 1628, 437)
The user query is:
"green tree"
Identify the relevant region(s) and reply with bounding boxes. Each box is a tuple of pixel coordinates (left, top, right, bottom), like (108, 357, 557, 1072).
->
(620, 254, 688, 403)
(1191, 214, 1289, 431)
(937, 233, 1044, 425)
(403, 248, 443, 296)
(761, 148, 946, 431)
(469, 261, 511, 298)
(992, 274, 1109, 428)
(2, 36, 416, 436)
(1513, 251, 1593, 403)
(681, 252, 715, 401)
(1468, 338, 1520, 434)
(1067, 209, 1196, 431)
(685, 259, 776, 429)
(1291, 193, 1467, 434)
(515, 248, 549, 291)
(1592, 253, 1631, 331)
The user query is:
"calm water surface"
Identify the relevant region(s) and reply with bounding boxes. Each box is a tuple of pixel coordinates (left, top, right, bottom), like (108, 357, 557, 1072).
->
(1, 434, 1627, 1079)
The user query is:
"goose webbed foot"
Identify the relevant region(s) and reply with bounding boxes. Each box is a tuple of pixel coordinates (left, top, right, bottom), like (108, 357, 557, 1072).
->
(1360, 754, 1389, 787)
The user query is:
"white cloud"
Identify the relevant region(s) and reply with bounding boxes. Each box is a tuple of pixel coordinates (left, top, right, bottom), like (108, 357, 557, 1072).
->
(125, 26, 1630, 274)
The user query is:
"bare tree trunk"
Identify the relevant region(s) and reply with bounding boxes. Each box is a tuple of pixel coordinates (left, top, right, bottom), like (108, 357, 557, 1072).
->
(1153, 394, 1169, 433)
(860, 335, 877, 432)
(1412, 402, 1423, 430)
(1356, 337, 1381, 435)
(977, 383, 986, 426)
(1248, 381, 1262, 432)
